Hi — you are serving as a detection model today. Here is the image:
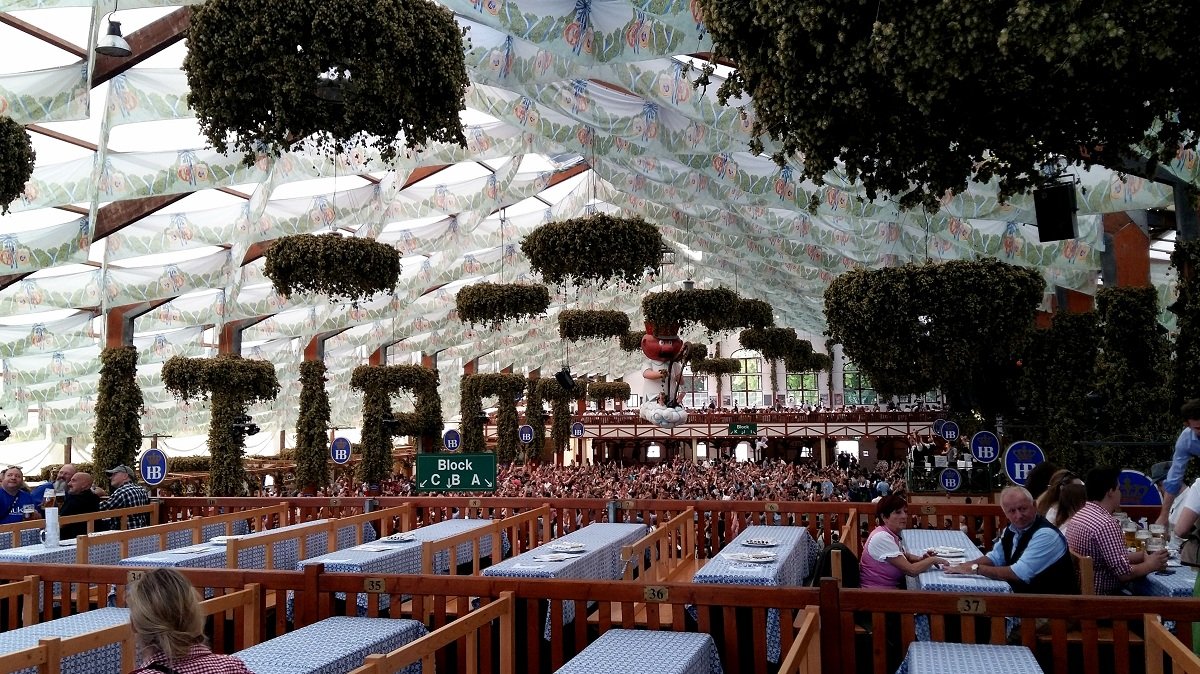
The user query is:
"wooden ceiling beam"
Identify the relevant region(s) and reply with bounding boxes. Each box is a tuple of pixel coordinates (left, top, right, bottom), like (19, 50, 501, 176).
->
(91, 8, 191, 87)
(0, 12, 86, 58)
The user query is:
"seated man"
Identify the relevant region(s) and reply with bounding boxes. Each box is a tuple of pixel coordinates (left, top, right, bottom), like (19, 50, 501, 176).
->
(31, 463, 75, 508)
(59, 472, 102, 539)
(0, 467, 39, 524)
(945, 485, 1077, 593)
(98, 465, 151, 529)
(1067, 467, 1167, 594)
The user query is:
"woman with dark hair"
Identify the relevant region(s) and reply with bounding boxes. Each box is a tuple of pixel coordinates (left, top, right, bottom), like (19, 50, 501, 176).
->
(860, 494, 949, 588)
(1023, 461, 1061, 502)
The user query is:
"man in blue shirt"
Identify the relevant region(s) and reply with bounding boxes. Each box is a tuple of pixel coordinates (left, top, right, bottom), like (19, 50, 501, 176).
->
(945, 486, 1076, 593)
(0, 467, 40, 524)
(1157, 399, 1200, 527)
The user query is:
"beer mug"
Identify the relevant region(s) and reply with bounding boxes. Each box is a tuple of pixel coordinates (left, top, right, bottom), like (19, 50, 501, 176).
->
(1122, 520, 1139, 549)
(1134, 529, 1151, 552)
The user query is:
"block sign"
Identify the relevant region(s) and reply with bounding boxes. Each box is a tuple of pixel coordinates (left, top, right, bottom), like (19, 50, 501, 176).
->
(940, 421, 960, 442)
(1003, 441, 1045, 486)
(518, 424, 535, 444)
(330, 437, 352, 465)
(139, 449, 168, 486)
(415, 453, 497, 492)
(939, 468, 962, 492)
(571, 422, 585, 438)
(970, 431, 1000, 464)
(443, 429, 461, 451)
(728, 423, 758, 436)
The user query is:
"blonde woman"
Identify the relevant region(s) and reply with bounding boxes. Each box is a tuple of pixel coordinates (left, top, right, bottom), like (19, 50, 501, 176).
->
(127, 568, 252, 674)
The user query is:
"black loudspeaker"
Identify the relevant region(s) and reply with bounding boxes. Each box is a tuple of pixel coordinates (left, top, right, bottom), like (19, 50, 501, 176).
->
(555, 368, 575, 391)
(1033, 182, 1078, 242)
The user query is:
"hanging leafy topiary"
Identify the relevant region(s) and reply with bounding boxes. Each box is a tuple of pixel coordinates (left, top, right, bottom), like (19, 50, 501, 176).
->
(619, 330, 647, 352)
(460, 373, 527, 460)
(692, 358, 742, 376)
(532, 376, 586, 459)
(684, 343, 709, 366)
(521, 213, 664, 287)
(92, 346, 144, 474)
(0, 117, 34, 215)
(642, 287, 742, 333)
(162, 354, 280, 496)
(183, 0, 470, 164)
(294, 360, 331, 494)
(587, 381, 631, 403)
(264, 234, 401, 302)
(557, 309, 631, 341)
(740, 327, 803, 362)
(456, 282, 550, 329)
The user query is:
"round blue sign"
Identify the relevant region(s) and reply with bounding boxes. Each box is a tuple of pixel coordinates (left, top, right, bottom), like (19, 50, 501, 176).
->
(1117, 469, 1163, 506)
(970, 431, 1001, 464)
(330, 437, 352, 465)
(570, 422, 585, 438)
(939, 468, 962, 492)
(940, 421, 960, 442)
(518, 424, 535, 444)
(442, 429, 461, 451)
(932, 418, 946, 435)
(1003, 441, 1046, 486)
(139, 448, 168, 486)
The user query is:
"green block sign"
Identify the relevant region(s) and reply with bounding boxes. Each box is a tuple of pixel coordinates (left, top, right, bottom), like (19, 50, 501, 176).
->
(728, 423, 758, 436)
(415, 453, 497, 492)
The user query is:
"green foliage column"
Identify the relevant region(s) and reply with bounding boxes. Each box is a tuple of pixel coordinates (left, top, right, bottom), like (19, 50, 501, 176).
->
(1094, 286, 1172, 467)
(1016, 311, 1100, 470)
(1170, 240, 1200, 411)
(295, 360, 331, 494)
(535, 377, 587, 461)
(162, 354, 279, 496)
(93, 346, 144, 473)
(350, 365, 442, 486)
(460, 373, 526, 460)
(525, 378, 546, 460)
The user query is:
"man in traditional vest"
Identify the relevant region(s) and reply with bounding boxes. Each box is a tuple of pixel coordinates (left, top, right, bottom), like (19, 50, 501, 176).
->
(945, 485, 1078, 593)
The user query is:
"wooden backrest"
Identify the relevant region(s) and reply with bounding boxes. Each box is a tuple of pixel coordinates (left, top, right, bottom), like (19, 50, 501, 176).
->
(0, 503, 160, 549)
(779, 606, 821, 674)
(224, 518, 329, 570)
(838, 508, 858, 552)
(0, 644, 49, 674)
(0, 575, 39, 626)
(495, 504, 551, 555)
(1146, 613, 1200, 674)
(620, 507, 696, 581)
(1071, 550, 1095, 595)
(322, 505, 409, 551)
(40, 621, 137, 674)
(76, 502, 290, 566)
(418, 520, 503, 577)
(829, 549, 844, 586)
(347, 591, 515, 674)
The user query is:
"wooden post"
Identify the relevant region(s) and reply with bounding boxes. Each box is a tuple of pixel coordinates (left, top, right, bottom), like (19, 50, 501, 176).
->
(63, 437, 72, 464)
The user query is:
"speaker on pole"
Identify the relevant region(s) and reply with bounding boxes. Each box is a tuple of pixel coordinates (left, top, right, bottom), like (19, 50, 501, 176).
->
(555, 367, 575, 391)
(1033, 181, 1078, 242)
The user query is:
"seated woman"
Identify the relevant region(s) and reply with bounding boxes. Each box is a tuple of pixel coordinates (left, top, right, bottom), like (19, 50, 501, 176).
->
(127, 568, 252, 674)
(860, 494, 948, 588)
(1052, 481, 1087, 539)
(1035, 469, 1082, 522)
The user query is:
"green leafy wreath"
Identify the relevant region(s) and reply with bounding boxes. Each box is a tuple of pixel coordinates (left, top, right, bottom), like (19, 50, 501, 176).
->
(521, 213, 664, 287)
(557, 309, 631, 341)
(691, 358, 742, 376)
(264, 234, 401, 302)
(456, 282, 550, 329)
(587, 381, 631, 403)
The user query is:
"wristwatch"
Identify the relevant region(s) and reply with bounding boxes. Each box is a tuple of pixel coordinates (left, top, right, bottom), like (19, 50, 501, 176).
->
(970, 563, 979, 573)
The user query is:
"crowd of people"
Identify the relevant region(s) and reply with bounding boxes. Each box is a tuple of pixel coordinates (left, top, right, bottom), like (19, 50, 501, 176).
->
(0, 463, 151, 535)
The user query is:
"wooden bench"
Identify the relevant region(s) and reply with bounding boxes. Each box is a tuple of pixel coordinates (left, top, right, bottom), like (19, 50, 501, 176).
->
(348, 591, 515, 674)
(779, 606, 821, 674)
(0, 575, 39, 627)
(1146, 613, 1200, 674)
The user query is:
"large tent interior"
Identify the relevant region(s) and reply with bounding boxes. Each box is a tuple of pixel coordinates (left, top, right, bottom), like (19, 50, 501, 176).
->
(0, 1, 1191, 471)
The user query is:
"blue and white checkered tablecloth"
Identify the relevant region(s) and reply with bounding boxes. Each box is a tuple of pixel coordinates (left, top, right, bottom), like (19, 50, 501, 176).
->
(553, 629, 723, 674)
(483, 522, 648, 638)
(118, 544, 228, 569)
(0, 528, 43, 550)
(0, 607, 130, 674)
(691, 526, 817, 664)
(900, 529, 1011, 642)
(1134, 564, 1196, 597)
(233, 616, 427, 674)
(0, 542, 81, 609)
(899, 642, 1043, 674)
(291, 519, 500, 618)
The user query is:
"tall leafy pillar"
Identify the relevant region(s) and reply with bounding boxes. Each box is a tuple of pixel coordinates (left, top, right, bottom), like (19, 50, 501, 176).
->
(351, 365, 442, 487)
(295, 360, 332, 495)
(525, 376, 546, 461)
(460, 374, 526, 460)
(93, 346, 144, 473)
(162, 354, 279, 496)
(533, 376, 587, 463)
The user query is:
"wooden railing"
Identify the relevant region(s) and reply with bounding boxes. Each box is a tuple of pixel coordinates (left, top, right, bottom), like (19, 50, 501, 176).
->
(780, 606, 821, 674)
(1146, 614, 1200, 674)
(620, 507, 696, 582)
(0, 643, 50, 674)
(0, 503, 160, 549)
(5, 563, 1200, 673)
(0, 575, 38, 627)
(351, 592, 516, 674)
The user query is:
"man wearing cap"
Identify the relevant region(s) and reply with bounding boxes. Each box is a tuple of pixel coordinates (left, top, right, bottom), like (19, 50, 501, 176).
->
(99, 465, 150, 528)
(1156, 399, 1200, 528)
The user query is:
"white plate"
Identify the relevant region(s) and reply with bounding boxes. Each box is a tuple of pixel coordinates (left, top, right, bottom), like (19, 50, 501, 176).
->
(743, 539, 777, 548)
(207, 536, 239, 544)
(549, 542, 585, 552)
(930, 546, 965, 557)
(382, 534, 416, 543)
(533, 553, 572, 562)
(725, 552, 777, 564)
(58, 539, 77, 547)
